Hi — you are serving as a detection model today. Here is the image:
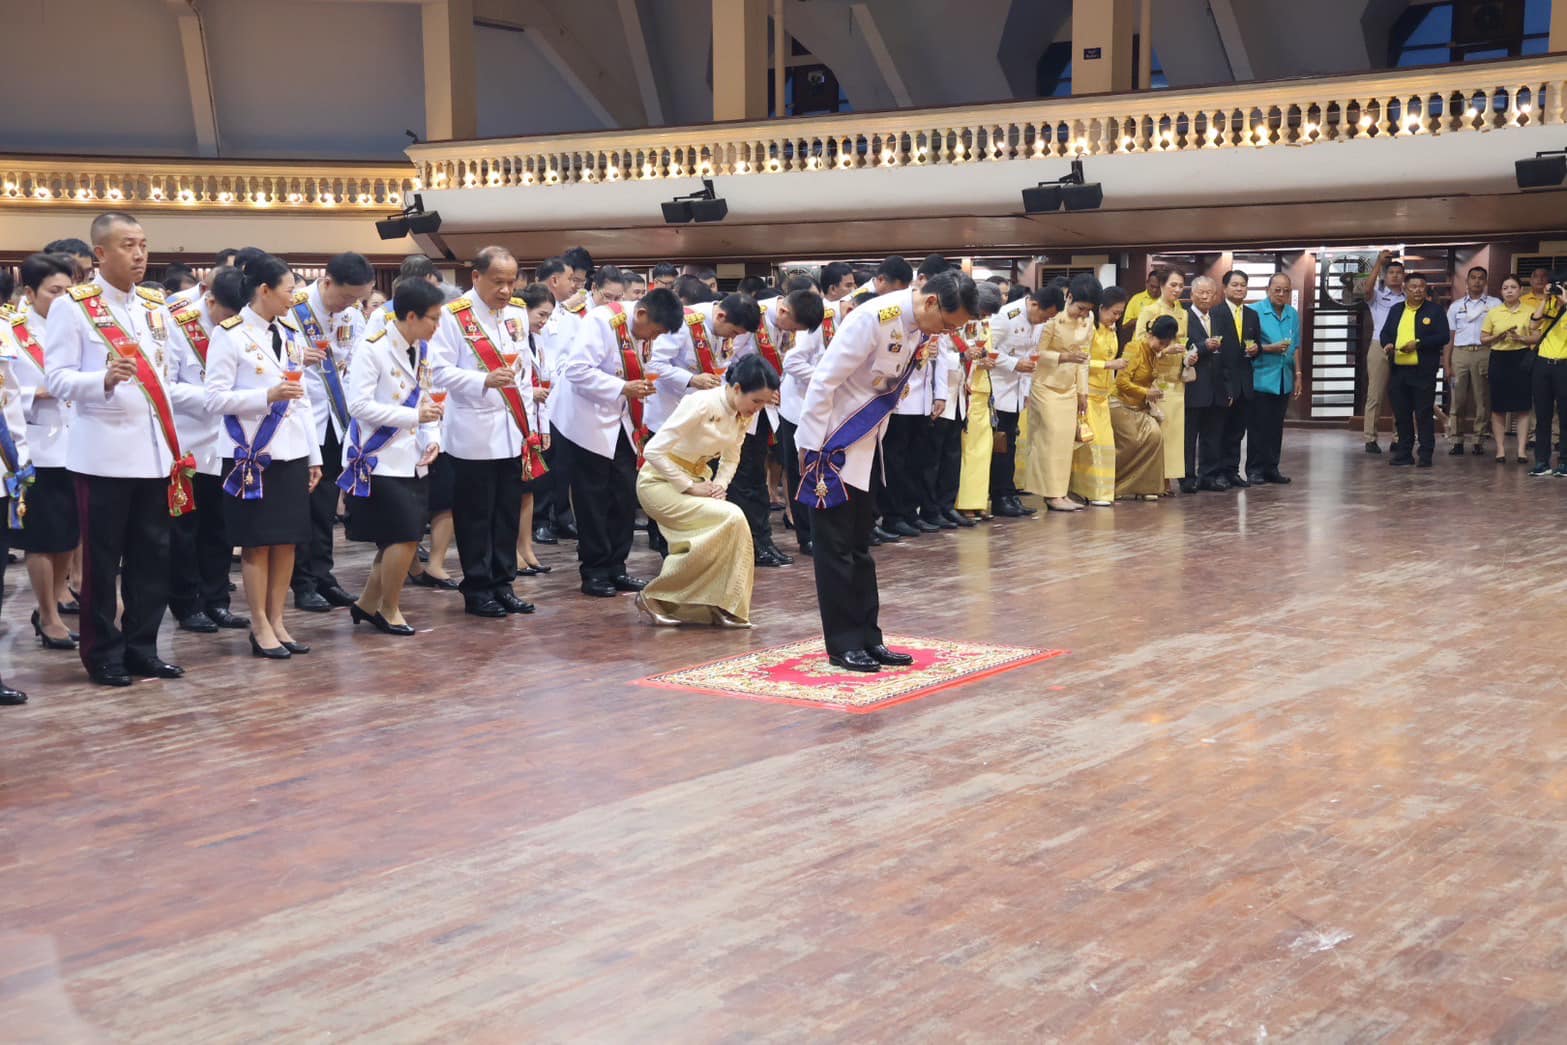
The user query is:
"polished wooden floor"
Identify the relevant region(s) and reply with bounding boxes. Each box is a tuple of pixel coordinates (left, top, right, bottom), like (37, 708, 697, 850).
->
(2, 430, 1564, 1042)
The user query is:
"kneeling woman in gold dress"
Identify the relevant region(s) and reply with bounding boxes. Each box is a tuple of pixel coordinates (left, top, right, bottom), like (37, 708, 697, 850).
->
(634, 354, 779, 627)
(1111, 313, 1178, 500)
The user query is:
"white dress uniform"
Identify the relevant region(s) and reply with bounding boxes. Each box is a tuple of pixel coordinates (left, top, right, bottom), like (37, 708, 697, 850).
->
(987, 296, 1039, 415)
(646, 300, 729, 433)
(533, 300, 583, 434)
(293, 280, 364, 446)
(340, 324, 441, 548)
(6, 303, 79, 557)
(13, 306, 69, 469)
(44, 276, 184, 677)
(427, 291, 536, 603)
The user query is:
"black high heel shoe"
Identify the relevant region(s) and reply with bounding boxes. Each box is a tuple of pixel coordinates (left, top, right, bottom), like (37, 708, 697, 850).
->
(249, 632, 291, 659)
(350, 603, 373, 626)
(526, 562, 552, 575)
(281, 640, 310, 655)
(371, 612, 416, 636)
(31, 610, 77, 650)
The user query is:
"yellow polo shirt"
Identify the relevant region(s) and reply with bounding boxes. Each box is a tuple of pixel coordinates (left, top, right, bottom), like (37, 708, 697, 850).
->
(1122, 290, 1155, 328)
(1539, 310, 1567, 360)
(1394, 307, 1419, 365)
(1482, 303, 1534, 351)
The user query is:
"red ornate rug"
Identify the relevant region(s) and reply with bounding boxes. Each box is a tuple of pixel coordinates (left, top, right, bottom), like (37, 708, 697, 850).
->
(636, 635, 1066, 714)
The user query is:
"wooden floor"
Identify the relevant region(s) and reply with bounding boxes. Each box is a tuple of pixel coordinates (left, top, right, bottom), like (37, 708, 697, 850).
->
(2, 429, 1565, 1043)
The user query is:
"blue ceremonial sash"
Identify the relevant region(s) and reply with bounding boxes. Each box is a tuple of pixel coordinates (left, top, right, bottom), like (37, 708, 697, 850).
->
(796, 335, 924, 510)
(222, 402, 289, 500)
(338, 343, 427, 497)
(291, 299, 351, 431)
(0, 405, 34, 529)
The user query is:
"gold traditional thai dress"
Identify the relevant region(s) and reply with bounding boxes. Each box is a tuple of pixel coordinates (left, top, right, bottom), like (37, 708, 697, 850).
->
(957, 322, 994, 512)
(1024, 310, 1094, 500)
(635, 386, 753, 624)
(1136, 297, 1190, 479)
(1070, 321, 1118, 503)
(1110, 336, 1166, 498)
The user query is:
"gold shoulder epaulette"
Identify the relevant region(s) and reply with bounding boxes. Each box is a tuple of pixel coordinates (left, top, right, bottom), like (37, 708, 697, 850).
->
(447, 299, 470, 313)
(568, 301, 587, 315)
(69, 283, 101, 301)
(136, 285, 165, 305)
(278, 313, 302, 332)
(218, 315, 244, 330)
(292, 289, 310, 305)
(173, 308, 200, 324)
(509, 296, 526, 309)
(878, 305, 902, 323)
(366, 331, 386, 342)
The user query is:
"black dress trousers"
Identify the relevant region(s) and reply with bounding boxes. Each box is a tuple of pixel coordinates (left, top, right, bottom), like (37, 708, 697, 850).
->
(450, 455, 525, 597)
(292, 425, 343, 596)
(562, 429, 637, 582)
(929, 416, 963, 515)
(810, 477, 883, 657)
(1245, 393, 1290, 477)
(168, 471, 233, 617)
(1389, 359, 1438, 461)
(990, 408, 1021, 502)
(881, 414, 926, 526)
(777, 418, 811, 550)
(729, 412, 775, 548)
(75, 475, 172, 675)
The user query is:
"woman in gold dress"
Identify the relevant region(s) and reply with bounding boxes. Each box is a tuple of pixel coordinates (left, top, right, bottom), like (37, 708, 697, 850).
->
(634, 354, 779, 628)
(1112, 313, 1180, 500)
(1135, 268, 1191, 492)
(1024, 275, 1101, 512)
(956, 317, 997, 521)
(1071, 287, 1130, 506)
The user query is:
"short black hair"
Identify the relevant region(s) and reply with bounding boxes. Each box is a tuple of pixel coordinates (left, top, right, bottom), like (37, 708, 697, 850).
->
(725, 353, 781, 394)
(20, 252, 76, 292)
(1068, 274, 1104, 308)
(651, 261, 679, 280)
(326, 251, 375, 287)
(214, 248, 240, 268)
(985, 274, 1008, 286)
(234, 247, 268, 272)
(89, 212, 141, 246)
(210, 267, 248, 313)
(536, 257, 567, 282)
(392, 277, 446, 322)
(1386, 260, 1405, 272)
(562, 246, 594, 275)
(162, 270, 198, 293)
(1149, 315, 1180, 340)
(852, 266, 876, 286)
(737, 275, 768, 296)
(1031, 285, 1066, 311)
(517, 281, 552, 311)
(44, 237, 92, 259)
(755, 287, 781, 301)
(923, 271, 978, 316)
(1101, 286, 1129, 309)
(0, 269, 15, 301)
(1404, 272, 1427, 284)
(974, 281, 1004, 318)
(1007, 285, 1029, 302)
(638, 287, 683, 333)
(472, 246, 515, 274)
(718, 293, 761, 332)
(783, 273, 819, 294)
(694, 266, 717, 282)
(1221, 270, 1248, 287)
(675, 275, 715, 305)
(239, 252, 292, 300)
(592, 265, 626, 290)
(782, 288, 825, 331)
(399, 253, 438, 281)
(1468, 265, 1487, 279)
(876, 255, 913, 286)
(917, 254, 952, 278)
(821, 261, 854, 289)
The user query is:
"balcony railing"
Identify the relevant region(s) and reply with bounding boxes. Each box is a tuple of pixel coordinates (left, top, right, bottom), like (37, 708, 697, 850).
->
(0, 156, 416, 213)
(406, 55, 1567, 192)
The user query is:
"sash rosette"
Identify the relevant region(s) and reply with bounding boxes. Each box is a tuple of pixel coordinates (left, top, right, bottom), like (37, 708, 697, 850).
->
(222, 403, 288, 500)
(796, 343, 920, 510)
(0, 412, 34, 529)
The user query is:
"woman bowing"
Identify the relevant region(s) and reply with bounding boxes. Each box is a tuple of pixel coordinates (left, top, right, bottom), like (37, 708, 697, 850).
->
(341, 279, 446, 635)
(204, 253, 323, 659)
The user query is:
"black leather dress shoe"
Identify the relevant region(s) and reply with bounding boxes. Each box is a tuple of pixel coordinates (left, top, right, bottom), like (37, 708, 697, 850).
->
(890, 520, 922, 538)
(89, 668, 135, 687)
(208, 607, 251, 629)
(1365, 441, 1382, 454)
(1388, 456, 1414, 467)
(914, 518, 943, 533)
(828, 649, 881, 673)
(992, 500, 1028, 518)
(0, 683, 27, 705)
(409, 571, 459, 590)
(126, 656, 184, 679)
(581, 578, 618, 598)
(798, 539, 814, 556)
(1263, 470, 1293, 484)
(1197, 477, 1231, 492)
(1448, 443, 1466, 456)
(464, 597, 509, 617)
(322, 585, 356, 608)
(495, 589, 536, 614)
(765, 545, 795, 565)
(177, 610, 219, 634)
(1179, 478, 1200, 494)
(612, 574, 648, 592)
(1006, 496, 1037, 516)
(1226, 473, 1250, 488)
(869, 531, 884, 547)
(864, 644, 914, 666)
(556, 521, 580, 540)
(944, 509, 975, 528)
(295, 591, 331, 612)
(533, 525, 558, 545)
(872, 525, 902, 543)
(1246, 472, 1267, 484)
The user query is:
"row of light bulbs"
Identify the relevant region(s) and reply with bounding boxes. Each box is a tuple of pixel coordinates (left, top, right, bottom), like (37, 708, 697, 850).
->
(0, 181, 405, 208)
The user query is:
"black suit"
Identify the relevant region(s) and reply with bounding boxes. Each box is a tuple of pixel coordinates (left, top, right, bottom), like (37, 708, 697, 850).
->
(1217, 303, 1261, 478)
(1380, 300, 1450, 462)
(1185, 306, 1230, 482)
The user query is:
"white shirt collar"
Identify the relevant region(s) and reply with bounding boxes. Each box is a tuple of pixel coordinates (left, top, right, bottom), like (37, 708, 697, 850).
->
(97, 275, 136, 308)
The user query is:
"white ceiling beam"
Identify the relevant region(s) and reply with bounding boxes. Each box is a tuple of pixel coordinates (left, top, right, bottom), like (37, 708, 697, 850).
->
(1207, 0, 1255, 81)
(475, 0, 644, 128)
(166, 0, 220, 156)
(849, 2, 911, 108)
(616, 0, 663, 125)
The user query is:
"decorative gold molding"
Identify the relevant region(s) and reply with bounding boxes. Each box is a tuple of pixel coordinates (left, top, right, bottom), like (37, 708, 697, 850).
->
(0, 157, 417, 212)
(405, 56, 1567, 190)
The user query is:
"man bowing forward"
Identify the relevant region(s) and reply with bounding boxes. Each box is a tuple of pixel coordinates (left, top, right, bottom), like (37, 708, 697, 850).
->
(794, 270, 977, 673)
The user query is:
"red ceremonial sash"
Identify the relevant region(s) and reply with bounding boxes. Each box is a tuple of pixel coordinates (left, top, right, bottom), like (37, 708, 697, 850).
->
(687, 308, 720, 375)
(754, 317, 785, 374)
(606, 303, 650, 459)
(172, 308, 210, 367)
(450, 301, 548, 480)
(820, 311, 836, 348)
(10, 314, 44, 371)
(75, 290, 195, 516)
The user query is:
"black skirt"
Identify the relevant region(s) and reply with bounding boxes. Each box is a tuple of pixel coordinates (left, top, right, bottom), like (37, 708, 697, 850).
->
(346, 474, 428, 546)
(221, 455, 312, 548)
(427, 452, 455, 515)
(15, 466, 80, 554)
(1489, 350, 1533, 414)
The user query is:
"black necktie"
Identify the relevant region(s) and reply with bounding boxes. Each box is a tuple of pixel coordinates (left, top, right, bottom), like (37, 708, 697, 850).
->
(270, 323, 284, 362)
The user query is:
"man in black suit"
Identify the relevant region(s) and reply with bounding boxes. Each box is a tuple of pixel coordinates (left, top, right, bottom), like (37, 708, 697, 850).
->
(1380, 273, 1451, 467)
(1218, 270, 1261, 487)
(1184, 276, 1233, 491)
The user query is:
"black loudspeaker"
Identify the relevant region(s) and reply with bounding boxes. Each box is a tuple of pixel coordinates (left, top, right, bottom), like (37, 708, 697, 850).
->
(1022, 185, 1063, 213)
(1453, 0, 1524, 53)
(1516, 154, 1566, 189)
(792, 64, 840, 114)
